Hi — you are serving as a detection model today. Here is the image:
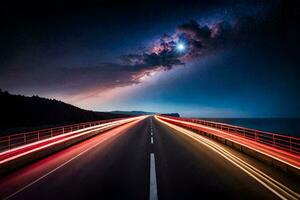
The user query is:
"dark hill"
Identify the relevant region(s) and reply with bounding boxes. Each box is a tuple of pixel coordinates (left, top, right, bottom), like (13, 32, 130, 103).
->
(111, 111, 156, 115)
(161, 113, 180, 117)
(0, 90, 131, 135)
(111, 111, 180, 117)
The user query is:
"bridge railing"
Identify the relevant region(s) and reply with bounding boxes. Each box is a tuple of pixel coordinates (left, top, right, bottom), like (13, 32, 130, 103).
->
(0, 118, 125, 153)
(161, 116, 300, 155)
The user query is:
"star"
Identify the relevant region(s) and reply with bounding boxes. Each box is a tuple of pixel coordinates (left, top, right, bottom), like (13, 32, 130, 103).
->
(176, 43, 186, 51)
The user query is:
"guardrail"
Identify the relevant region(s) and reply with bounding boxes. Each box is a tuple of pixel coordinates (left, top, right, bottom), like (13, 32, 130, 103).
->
(161, 116, 300, 155)
(0, 118, 126, 153)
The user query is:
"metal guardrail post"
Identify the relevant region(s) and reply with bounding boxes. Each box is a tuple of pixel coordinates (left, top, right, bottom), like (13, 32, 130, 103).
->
(160, 116, 300, 155)
(0, 118, 131, 153)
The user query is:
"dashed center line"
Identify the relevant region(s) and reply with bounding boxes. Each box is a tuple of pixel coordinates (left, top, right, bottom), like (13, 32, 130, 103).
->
(151, 137, 154, 144)
(149, 153, 158, 200)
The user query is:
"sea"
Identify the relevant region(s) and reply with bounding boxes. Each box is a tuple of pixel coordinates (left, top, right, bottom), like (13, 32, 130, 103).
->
(197, 118, 300, 138)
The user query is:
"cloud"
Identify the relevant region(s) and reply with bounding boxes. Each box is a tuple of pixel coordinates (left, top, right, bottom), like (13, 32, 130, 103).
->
(138, 19, 234, 65)
(0, 4, 274, 104)
(177, 20, 211, 41)
(0, 18, 240, 102)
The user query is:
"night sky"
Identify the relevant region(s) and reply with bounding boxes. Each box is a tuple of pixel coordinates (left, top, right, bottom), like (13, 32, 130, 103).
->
(1, 0, 299, 117)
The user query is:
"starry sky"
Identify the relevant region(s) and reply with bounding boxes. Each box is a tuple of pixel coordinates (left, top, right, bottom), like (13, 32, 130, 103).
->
(1, 0, 299, 117)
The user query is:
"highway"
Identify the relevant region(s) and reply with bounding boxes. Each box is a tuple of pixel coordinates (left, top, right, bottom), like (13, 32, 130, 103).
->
(0, 116, 299, 200)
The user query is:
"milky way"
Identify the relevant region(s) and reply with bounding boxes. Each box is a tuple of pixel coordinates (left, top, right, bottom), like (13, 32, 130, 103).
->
(1, 0, 299, 117)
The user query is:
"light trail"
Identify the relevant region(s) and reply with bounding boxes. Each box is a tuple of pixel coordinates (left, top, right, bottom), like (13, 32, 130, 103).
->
(0, 116, 146, 165)
(1, 117, 146, 200)
(157, 115, 300, 169)
(156, 116, 300, 200)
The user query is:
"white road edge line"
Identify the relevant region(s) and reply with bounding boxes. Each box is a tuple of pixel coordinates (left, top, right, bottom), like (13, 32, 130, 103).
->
(3, 122, 135, 200)
(149, 153, 158, 200)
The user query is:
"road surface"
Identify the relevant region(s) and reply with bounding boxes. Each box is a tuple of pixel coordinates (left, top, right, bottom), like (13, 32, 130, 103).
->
(0, 116, 299, 200)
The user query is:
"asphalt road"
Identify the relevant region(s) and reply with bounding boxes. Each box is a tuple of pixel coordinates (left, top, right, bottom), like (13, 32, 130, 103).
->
(0, 116, 298, 200)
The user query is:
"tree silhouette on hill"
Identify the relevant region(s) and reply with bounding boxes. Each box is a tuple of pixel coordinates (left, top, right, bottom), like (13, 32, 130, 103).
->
(0, 90, 130, 135)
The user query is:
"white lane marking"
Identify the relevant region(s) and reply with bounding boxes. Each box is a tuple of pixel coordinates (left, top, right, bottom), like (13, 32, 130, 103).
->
(151, 137, 154, 144)
(3, 123, 136, 200)
(149, 153, 158, 200)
